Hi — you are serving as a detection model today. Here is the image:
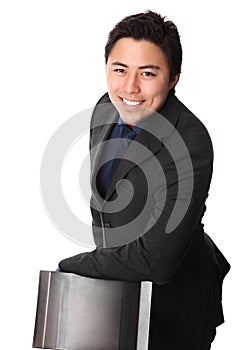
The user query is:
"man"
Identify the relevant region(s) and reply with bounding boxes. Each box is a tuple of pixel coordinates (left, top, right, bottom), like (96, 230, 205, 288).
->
(59, 11, 230, 349)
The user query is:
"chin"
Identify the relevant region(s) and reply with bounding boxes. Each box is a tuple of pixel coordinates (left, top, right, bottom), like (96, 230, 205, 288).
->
(120, 111, 147, 125)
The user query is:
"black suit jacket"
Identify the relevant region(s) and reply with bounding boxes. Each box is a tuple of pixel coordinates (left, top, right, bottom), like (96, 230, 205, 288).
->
(59, 92, 230, 349)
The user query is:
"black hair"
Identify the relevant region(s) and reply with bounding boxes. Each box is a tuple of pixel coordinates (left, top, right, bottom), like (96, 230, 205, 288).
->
(105, 10, 182, 80)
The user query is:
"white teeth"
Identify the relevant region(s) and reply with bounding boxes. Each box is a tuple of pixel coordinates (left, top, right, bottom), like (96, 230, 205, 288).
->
(123, 98, 142, 106)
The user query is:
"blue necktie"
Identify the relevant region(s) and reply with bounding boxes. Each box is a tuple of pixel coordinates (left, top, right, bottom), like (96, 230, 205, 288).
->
(97, 123, 137, 198)
(117, 123, 137, 156)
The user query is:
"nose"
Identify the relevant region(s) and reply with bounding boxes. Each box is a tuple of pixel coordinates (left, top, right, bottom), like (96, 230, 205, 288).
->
(123, 73, 140, 94)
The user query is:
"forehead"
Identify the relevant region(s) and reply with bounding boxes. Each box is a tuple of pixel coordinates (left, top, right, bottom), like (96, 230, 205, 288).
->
(108, 37, 169, 68)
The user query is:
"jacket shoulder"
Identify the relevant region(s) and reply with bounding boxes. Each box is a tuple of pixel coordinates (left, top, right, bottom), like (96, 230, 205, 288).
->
(174, 96, 214, 157)
(95, 92, 111, 105)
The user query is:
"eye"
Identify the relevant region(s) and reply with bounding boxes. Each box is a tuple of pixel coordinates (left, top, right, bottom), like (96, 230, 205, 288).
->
(114, 68, 126, 74)
(141, 71, 156, 77)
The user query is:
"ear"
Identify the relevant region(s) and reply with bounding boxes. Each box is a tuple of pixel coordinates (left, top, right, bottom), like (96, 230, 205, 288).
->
(169, 74, 180, 90)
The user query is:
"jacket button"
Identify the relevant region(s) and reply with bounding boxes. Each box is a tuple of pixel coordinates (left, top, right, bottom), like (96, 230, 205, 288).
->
(104, 222, 111, 228)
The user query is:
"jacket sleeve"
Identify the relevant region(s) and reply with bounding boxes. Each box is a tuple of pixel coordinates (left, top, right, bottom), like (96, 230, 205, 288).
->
(59, 110, 215, 284)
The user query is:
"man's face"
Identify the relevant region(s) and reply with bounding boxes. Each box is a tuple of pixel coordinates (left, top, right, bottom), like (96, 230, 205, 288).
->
(106, 38, 179, 125)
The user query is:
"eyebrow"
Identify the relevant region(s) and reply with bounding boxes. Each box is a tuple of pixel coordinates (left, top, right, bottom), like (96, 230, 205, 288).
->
(111, 61, 160, 70)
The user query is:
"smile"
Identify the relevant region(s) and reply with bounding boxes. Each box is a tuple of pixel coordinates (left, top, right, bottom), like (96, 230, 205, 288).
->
(122, 98, 144, 106)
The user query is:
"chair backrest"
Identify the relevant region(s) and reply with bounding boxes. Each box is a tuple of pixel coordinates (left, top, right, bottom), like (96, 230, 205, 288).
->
(33, 271, 152, 350)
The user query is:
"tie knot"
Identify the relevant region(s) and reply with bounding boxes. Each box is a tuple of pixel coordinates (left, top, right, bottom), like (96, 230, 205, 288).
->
(119, 124, 137, 140)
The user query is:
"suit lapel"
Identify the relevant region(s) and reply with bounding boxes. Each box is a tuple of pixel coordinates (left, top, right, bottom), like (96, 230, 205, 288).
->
(90, 101, 118, 174)
(90, 101, 118, 209)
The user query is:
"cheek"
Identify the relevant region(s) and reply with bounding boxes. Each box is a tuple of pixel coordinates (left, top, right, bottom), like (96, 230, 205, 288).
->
(107, 74, 119, 93)
(146, 81, 170, 99)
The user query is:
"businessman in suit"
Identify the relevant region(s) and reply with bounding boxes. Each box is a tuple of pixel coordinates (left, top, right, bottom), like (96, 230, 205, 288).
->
(59, 11, 230, 349)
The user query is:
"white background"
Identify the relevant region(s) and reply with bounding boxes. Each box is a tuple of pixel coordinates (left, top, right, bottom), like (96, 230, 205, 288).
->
(0, 0, 232, 349)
